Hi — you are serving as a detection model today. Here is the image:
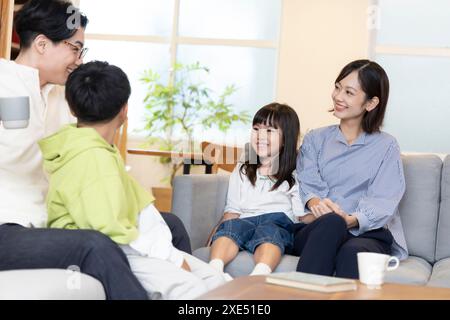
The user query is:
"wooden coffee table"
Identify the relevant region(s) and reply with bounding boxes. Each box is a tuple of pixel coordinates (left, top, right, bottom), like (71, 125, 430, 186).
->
(198, 275, 450, 300)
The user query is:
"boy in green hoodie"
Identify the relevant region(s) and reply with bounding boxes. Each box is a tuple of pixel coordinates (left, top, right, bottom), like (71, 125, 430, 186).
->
(39, 61, 226, 300)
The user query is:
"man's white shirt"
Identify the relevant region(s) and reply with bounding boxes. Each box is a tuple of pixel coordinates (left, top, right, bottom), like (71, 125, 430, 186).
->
(0, 59, 75, 227)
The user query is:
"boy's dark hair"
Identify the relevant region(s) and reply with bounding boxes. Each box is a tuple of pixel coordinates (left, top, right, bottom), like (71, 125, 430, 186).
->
(241, 103, 300, 191)
(15, 0, 88, 49)
(334, 59, 390, 134)
(65, 61, 131, 123)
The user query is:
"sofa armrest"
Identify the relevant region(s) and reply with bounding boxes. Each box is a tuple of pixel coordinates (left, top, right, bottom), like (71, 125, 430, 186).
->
(0, 269, 105, 300)
(171, 174, 230, 250)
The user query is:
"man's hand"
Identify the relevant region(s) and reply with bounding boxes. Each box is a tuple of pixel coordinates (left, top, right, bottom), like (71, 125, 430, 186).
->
(222, 212, 240, 221)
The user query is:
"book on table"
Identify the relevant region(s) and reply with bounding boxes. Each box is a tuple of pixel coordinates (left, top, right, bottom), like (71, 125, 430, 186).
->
(265, 271, 357, 293)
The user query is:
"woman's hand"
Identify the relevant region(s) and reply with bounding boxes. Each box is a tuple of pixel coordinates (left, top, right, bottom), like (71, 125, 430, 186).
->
(342, 215, 359, 229)
(307, 198, 335, 217)
(222, 212, 240, 221)
(322, 198, 359, 229)
(322, 198, 345, 215)
(307, 198, 359, 228)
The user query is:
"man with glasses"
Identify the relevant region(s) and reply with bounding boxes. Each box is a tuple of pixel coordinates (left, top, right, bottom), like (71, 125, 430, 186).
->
(63, 40, 89, 60)
(0, 0, 190, 300)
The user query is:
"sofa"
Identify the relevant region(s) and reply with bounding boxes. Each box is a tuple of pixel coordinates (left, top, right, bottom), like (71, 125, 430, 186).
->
(1, 154, 448, 299)
(172, 154, 450, 288)
(0, 269, 105, 299)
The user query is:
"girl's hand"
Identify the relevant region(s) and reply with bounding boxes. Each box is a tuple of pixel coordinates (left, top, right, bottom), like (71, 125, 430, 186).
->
(298, 214, 316, 224)
(223, 212, 240, 221)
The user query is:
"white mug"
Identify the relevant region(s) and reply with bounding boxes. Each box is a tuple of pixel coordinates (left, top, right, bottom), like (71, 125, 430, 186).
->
(357, 252, 400, 289)
(0, 96, 30, 129)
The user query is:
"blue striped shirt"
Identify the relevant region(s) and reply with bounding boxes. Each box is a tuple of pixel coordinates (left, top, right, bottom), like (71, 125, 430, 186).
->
(297, 125, 408, 260)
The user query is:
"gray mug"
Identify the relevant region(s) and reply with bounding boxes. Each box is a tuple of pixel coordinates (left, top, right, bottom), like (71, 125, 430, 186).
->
(0, 96, 30, 129)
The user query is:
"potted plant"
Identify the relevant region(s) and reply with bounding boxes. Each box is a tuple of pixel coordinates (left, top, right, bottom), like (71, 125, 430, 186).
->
(140, 62, 250, 208)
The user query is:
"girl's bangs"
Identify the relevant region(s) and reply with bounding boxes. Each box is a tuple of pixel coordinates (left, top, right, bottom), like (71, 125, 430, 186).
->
(252, 108, 279, 128)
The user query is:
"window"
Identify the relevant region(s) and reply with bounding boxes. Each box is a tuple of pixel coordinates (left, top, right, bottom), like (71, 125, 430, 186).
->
(78, 0, 282, 145)
(371, 0, 450, 154)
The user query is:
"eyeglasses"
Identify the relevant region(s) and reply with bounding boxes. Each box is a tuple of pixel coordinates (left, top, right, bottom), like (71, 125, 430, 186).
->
(63, 40, 88, 59)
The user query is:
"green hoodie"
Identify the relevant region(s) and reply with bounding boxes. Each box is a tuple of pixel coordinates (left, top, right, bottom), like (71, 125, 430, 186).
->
(39, 124, 154, 244)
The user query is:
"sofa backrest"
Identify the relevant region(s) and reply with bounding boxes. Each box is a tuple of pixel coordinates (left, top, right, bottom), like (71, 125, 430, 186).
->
(436, 155, 450, 261)
(172, 174, 229, 250)
(398, 155, 442, 263)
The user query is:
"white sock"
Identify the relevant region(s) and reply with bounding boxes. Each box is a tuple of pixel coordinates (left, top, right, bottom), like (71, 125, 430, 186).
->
(250, 263, 272, 276)
(223, 273, 234, 282)
(209, 259, 225, 273)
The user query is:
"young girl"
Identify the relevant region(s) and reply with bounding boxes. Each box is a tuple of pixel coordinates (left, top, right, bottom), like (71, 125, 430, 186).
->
(208, 103, 306, 277)
(293, 59, 408, 279)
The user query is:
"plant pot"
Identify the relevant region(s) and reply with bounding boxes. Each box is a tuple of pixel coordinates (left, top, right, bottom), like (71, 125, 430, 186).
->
(151, 187, 173, 213)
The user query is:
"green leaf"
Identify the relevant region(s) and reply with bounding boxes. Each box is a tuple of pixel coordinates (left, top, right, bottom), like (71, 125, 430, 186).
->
(140, 61, 251, 184)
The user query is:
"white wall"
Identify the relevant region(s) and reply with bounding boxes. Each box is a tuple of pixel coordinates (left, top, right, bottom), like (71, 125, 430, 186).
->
(277, 0, 371, 134)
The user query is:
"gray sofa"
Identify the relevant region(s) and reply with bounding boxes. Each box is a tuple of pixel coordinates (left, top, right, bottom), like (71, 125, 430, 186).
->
(1, 154, 447, 299)
(0, 269, 105, 299)
(172, 154, 450, 288)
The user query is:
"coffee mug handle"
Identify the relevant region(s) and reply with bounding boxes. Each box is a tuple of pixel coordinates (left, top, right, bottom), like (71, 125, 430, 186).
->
(387, 256, 400, 271)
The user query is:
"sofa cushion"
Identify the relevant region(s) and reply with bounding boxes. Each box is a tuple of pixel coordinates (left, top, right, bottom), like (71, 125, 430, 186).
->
(399, 155, 442, 263)
(194, 247, 432, 285)
(436, 155, 450, 261)
(194, 247, 300, 277)
(427, 257, 450, 288)
(384, 256, 432, 286)
(0, 269, 105, 300)
(193, 246, 301, 276)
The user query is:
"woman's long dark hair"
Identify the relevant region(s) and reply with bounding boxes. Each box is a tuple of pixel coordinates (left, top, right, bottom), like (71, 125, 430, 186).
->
(241, 103, 300, 191)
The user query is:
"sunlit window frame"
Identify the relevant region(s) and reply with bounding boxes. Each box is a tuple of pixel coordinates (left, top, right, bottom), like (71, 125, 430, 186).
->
(368, 0, 450, 154)
(368, 0, 450, 59)
(74, 0, 283, 142)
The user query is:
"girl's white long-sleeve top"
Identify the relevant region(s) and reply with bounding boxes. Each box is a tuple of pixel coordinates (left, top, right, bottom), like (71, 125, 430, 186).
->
(224, 164, 305, 222)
